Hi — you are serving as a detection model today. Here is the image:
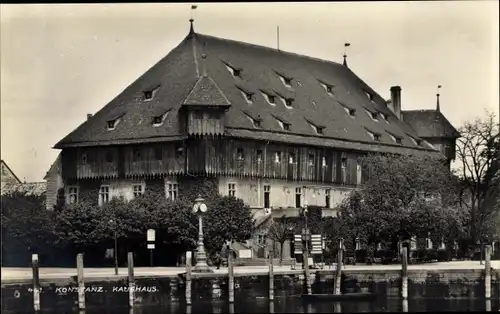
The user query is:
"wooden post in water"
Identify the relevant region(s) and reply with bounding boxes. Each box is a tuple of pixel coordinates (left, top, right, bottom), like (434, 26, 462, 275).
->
(402, 299, 408, 312)
(269, 252, 274, 301)
(485, 299, 491, 312)
(269, 301, 275, 313)
(77, 253, 85, 310)
(485, 245, 491, 299)
(185, 251, 192, 306)
(334, 239, 343, 295)
(229, 303, 235, 314)
(303, 245, 312, 295)
(32, 254, 41, 312)
(401, 247, 408, 300)
(228, 245, 235, 304)
(127, 252, 135, 308)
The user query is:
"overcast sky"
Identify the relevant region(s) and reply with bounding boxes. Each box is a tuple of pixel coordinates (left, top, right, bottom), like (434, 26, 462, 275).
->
(1, 2, 499, 182)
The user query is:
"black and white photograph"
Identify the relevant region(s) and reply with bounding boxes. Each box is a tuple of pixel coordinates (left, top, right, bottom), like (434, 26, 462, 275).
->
(1, 2, 499, 313)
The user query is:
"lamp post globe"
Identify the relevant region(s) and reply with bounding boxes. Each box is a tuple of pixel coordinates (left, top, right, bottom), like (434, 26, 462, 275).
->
(192, 194, 212, 273)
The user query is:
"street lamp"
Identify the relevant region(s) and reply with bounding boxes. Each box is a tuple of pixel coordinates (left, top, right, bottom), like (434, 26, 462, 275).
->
(109, 219, 118, 275)
(192, 194, 212, 273)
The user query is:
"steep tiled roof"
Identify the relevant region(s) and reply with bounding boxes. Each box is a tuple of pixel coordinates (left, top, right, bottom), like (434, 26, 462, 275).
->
(1, 182, 47, 196)
(55, 30, 445, 157)
(402, 110, 461, 139)
(182, 75, 231, 108)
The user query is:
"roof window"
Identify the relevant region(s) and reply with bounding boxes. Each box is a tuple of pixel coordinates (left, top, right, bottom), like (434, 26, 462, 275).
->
(275, 118, 291, 131)
(143, 85, 160, 101)
(339, 102, 356, 117)
(387, 132, 403, 144)
(224, 63, 241, 77)
(261, 91, 276, 106)
(276, 72, 293, 88)
(408, 135, 422, 146)
(365, 109, 379, 122)
(320, 81, 334, 96)
(243, 110, 262, 128)
(283, 97, 294, 109)
(152, 111, 169, 127)
(237, 87, 253, 104)
(106, 117, 122, 130)
(366, 129, 381, 141)
(364, 90, 375, 102)
(306, 119, 325, 135)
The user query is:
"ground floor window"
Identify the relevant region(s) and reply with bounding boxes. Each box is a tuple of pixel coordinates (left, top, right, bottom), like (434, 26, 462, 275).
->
(67, 186, 79, 204)
(99, 185, 110, 206)
(166, 181, 178, 200)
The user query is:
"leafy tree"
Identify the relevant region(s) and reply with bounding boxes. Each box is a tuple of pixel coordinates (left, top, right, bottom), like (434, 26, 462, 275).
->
(202, 195, 255, 258)
(456, 111, 500, 244)
(339, 153, 467, 257)
(267, 215, 296, 263)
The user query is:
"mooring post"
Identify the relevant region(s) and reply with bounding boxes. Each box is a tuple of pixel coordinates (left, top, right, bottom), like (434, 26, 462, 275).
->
(229, 303, 235, 314)
(402, 299, 408, 312)
(32, 254, 41, 312)
(127, 252, 135, 308)
(77, 253, 85, 310)
(334, 238, 343, 295)
(185, 251, 192, 306)
(228, 245, 235, 303)
(269, 251, 274, 301)
(303, 247, 312, 295)
(401, 247, 408, 300)
(485, 245, 491, 299)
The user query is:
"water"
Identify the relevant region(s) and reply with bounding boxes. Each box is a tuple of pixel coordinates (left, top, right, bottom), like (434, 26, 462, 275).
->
(13, 298, 499, 313)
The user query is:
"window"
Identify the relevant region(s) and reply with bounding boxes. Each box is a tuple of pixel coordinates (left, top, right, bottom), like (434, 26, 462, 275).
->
(166, 182, 178, 200)
(348, 109, 356, 116)
(228, 183, 236, 197)
(295, 187, 302, 208)
(264, 185, 271, 208)
(284, 98, 294, 108)
(274, 151, 281, 163)
(374, 133, 381, 141)
(238, 87, 253, 103)
(356, 160, 362, 185)
(426, 237, 433, 249)
(256, 150, 263, 163)
(132, 148, 142, 162)
(67, 186, 79, 204)
(308, 153, 315, 166)
(289, 152, 296, 164)
(153, 116, 163, 126)
(154, 147, 163, 161)
(325, 189, 331, 208)
(284, 78, 292, 86)
(133, 184, 144, 198)
(283, 123, 291, 131)
(316, 126, 324, 135)
(381, 113, 389, 123)
(175, 145, 184, 158)
(321, 82, 334, 95)
(81, 153, 87, 165)
(253, 119, 261, 128)
(144, 91, 153, 100)
(245, 93, 253, 102)
(107, 120, 117, 130)
(322, 156, 327, 167)
(341, 157, 347, 183)
(225, 64, 241, 77)
(193, 111, 203, 120)
(237, 148, 244, 161)
(355, 238, 361, 250)
(366, 109, 379, 121)
(99, 186, 110, 206)
(268, 95, 276, 104)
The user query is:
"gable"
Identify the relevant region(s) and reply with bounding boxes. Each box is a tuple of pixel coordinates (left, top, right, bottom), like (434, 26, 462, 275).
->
(1, 160, 21, 188)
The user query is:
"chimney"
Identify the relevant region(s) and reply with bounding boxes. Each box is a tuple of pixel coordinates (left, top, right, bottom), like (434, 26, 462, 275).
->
(390, 86, 402, 120)
(87, 113, 93, 121)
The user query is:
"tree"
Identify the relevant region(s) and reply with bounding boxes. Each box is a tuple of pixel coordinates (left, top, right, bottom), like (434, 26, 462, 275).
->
(267, 215, 296, 263)
(203, 195, 255, 259)
(456, 111, 500, 245)
(339, 153, 467, 257)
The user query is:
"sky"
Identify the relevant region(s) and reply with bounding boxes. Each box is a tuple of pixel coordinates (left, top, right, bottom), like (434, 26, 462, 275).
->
(1, 2, 499, 182)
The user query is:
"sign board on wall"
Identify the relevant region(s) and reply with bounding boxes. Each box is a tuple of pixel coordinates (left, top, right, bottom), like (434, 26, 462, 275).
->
(239, 249, 252, 259)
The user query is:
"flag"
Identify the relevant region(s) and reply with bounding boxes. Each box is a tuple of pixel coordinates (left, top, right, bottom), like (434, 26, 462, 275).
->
(191, 5, 197, 9)
(345, 43, 350, 47)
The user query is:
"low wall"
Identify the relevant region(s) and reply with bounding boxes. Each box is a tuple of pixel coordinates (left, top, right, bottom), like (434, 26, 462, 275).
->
(2, 269, 499, 312)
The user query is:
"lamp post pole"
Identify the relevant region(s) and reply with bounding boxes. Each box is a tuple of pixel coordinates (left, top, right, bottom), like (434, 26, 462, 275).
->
(192, 195, 212, 273)
(110, 219, 118, 275)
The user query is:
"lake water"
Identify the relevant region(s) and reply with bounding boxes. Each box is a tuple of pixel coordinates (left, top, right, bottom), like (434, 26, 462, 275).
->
(21, 297, 498, 313)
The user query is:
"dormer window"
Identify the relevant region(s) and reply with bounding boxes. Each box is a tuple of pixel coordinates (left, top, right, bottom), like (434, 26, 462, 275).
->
(261, 91, 276, 105)
(339, 102, 355, 117)
(364, 90, 375, 101)
(237, 148, 244, 161)
(283, 123, 291, 131)
(224, 63, 241, 77)
(381, 113, 389, 123)
(237, 87, 253, 104)
(289, 152, 296, 164)
(274, 151, 281, 163)
(320, 81, 334, 95)
(243, 110, 262, 128)
(408, 135, 423, 146)
(366, 129, 381, 141)
(388, 132, 403, 144)
(143, 85, 160, 101)
(276, 72, 293, 88)
(253, 119, 261, 128)
(284, 98, 294, 108)
(316, 126, 324, 135)
(365, 109, 379, 122)
(107, 118, 120, 130)
(152, 111, 169, 127)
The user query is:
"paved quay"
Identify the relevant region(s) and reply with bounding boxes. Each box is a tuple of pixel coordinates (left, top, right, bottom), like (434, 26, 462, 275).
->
(2, 261, 498, 283)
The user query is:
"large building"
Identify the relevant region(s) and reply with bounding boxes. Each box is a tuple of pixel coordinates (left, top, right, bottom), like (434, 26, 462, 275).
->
(51, 22, 460, 258)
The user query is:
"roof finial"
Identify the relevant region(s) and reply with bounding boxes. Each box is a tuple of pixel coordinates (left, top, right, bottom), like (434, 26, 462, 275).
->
(343, 43, 350, 67)
(201, 54, 207, 77)
(436, 85, 442, 111)
(189, 5, 197, 34)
